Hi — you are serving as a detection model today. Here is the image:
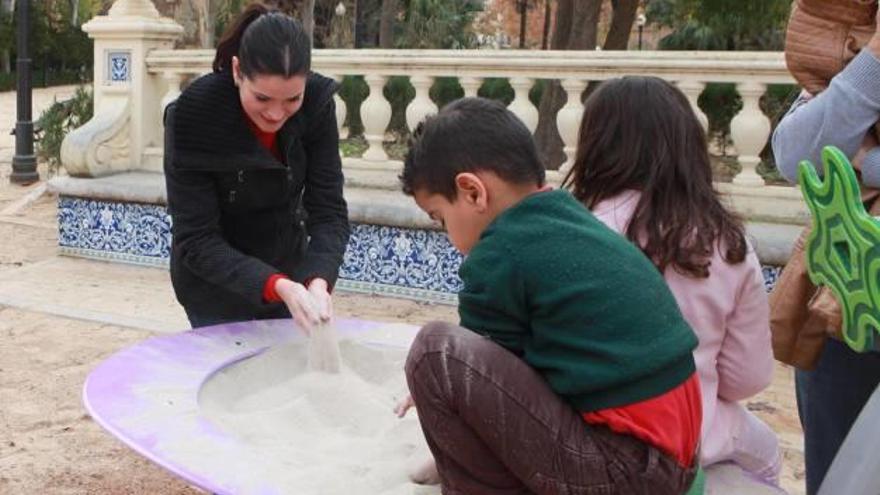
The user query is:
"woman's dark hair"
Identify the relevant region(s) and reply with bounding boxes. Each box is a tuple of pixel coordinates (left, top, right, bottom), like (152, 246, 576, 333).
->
(213, 3, 311, 78)
(563, 76, 747, 279)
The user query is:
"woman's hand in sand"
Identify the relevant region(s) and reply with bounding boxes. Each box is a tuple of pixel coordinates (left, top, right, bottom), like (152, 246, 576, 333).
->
(394, 394, 415, 418)
(275, 278, 322, 335)
(307, 278, 333, 322)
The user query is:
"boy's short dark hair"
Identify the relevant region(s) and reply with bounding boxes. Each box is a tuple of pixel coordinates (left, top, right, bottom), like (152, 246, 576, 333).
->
(400, 97, 546, 199)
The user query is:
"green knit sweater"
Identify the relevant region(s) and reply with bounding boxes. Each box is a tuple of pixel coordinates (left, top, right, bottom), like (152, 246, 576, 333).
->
(458, 190, 697, 412)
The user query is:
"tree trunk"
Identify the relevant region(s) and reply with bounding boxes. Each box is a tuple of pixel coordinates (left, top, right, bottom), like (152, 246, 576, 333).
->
(194, 0, 214, 48)
(2, 0, 13, 73)
(570, 0, 602, 50)
(541, 0, 552, 50)
(379, 0, 397, 48)
(355, 0, 368, 48)
(534, 0, 603, 169)
(518, 1, 527, 48)
(69, 0, 79, 26)
(603, 0, 639, 50)
(301, 0, 316, 45)
(551, 0, 573, 49)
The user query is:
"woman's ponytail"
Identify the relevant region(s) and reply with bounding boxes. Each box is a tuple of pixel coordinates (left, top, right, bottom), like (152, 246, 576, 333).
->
(212, 3, 311, 79)
(212, 3, 272, 73)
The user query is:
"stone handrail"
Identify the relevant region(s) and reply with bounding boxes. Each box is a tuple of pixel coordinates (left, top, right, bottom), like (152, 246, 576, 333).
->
(146, 48, 795, 184)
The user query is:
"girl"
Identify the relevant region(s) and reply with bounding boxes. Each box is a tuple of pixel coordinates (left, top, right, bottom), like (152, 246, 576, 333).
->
(164, 4, 350, 331)
(564, 76, 781, 484)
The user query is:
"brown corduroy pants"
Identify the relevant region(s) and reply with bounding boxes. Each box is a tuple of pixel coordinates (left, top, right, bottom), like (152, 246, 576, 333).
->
(405, 322, 697, 495)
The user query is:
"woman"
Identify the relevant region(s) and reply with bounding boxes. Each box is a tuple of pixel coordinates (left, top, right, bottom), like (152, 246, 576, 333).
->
(772, 5, 880, 493)
(164, 3, 350, 331)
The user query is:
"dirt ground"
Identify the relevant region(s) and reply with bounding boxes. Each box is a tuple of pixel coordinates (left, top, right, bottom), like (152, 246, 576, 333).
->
(0, 86, 805, 494)
(0, 171, 461, 494)
(0, 299, 456, 495)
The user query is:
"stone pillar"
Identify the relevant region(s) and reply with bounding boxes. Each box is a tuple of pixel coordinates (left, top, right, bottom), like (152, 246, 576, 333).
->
(405, 75, 437, 132)
(508, 77, 538, 134)
(61, 0, 182, 177)
(730, 81, 770, 187)
(459, 76, 483, 98)
(361, 74, 391, 163)
(556, 78, 586, 174)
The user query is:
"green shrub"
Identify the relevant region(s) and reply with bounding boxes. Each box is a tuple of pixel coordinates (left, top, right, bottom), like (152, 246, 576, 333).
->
(339, 76, 368, 136)
(478, 78, 514, 105)
(36, 86, 92, 175)
(698, 83, 741, 149)
(759, 84, 800, 181)
(697, 83, 798, 181)
(0, 69, 90, 91)
(384, 76, 415, 136)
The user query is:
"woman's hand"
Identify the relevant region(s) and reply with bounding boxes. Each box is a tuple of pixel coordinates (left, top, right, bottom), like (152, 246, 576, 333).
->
(275, 278, 322, 334)
(307, 278, 333, 322)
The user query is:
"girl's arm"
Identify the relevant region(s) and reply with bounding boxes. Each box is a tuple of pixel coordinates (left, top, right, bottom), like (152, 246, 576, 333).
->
(716, 252, 775, 402)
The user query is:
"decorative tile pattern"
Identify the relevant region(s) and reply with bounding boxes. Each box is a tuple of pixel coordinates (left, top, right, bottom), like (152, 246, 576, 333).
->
(107, 51, 131, 83)
(762, 266, 783, 293)
(340, 224, 463, 294)
(58, 197, 172, 262)
(57, 197, 463, 301)
(57, 196, 784, 303)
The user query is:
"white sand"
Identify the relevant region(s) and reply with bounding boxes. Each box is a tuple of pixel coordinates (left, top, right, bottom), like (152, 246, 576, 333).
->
(307, 322, 342, 373)
(192, 338, 435, 495)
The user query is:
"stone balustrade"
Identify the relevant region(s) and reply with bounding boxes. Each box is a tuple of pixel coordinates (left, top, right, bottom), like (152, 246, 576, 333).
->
(142, 47, 808, 224)
(145, 48, 795, 181)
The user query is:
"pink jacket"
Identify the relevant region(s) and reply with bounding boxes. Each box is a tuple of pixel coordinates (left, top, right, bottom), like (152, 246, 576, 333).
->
(592, 190, 776, 468)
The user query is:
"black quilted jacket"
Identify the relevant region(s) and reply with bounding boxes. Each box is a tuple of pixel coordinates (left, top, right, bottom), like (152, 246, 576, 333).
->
(163, 69, 349, 322)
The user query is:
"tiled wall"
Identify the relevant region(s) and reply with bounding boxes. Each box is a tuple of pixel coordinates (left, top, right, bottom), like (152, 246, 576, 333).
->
(58, 196, 782, 303)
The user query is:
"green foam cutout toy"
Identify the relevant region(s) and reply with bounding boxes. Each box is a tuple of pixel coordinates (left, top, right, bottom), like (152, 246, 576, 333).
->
(798, 146, 880, 353)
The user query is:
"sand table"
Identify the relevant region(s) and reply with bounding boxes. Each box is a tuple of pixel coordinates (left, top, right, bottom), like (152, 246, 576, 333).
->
(188, 337, 434, 494)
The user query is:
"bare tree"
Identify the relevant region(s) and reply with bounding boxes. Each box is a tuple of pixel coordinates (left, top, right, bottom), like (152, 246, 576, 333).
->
(1, 0, 13, 74)
(191, 0, 214, 48)
(517, 0, 528, 48)
(603, 0, 639, 50)
(301, 0, 316, 44)
(541, 0, 552, 50)
(534, 0, 603, 168)
(378, 0, 397, 48)
(69, 0, 79, 26)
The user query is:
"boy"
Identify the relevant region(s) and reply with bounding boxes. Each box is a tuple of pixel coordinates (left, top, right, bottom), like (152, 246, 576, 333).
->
(397, 97, 702, 494)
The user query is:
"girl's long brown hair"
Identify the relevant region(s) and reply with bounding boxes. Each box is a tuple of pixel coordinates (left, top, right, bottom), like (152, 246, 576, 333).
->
(563, 76, 746, 278)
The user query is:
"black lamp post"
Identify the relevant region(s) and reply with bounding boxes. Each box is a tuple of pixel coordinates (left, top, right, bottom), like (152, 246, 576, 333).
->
(636, 13, 647, 51)
(11, 0, 38, 185)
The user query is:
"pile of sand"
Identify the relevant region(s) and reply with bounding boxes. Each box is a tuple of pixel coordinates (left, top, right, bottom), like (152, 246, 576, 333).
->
(189, 338, 434, 495)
